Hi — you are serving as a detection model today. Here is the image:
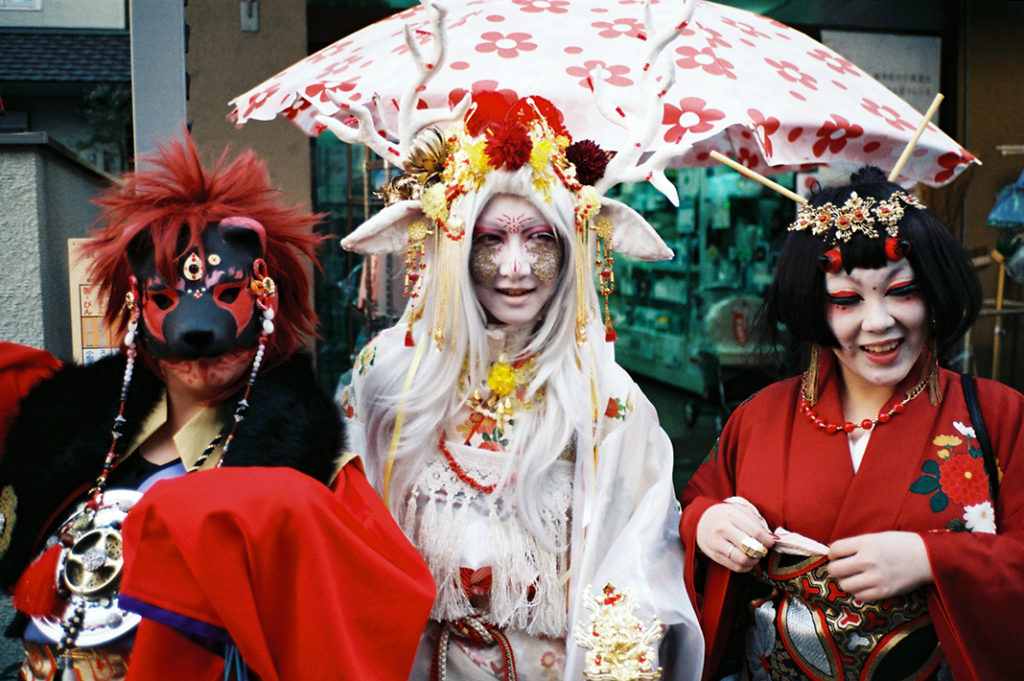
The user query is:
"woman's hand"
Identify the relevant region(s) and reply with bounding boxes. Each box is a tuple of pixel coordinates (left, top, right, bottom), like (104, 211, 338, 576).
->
(828, 531, 933, 601)
(696, 501, 776, 573)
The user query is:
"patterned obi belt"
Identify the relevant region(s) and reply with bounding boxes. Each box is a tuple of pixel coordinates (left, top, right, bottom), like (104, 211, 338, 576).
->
(21, 642, 129, 681)
(745, 553, 941, 681)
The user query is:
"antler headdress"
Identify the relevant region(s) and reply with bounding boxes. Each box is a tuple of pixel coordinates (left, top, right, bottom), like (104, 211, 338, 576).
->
(317, 0, 696, 348)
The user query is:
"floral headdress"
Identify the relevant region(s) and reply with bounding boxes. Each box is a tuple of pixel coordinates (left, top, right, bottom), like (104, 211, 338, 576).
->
(371, 90, 629, 347)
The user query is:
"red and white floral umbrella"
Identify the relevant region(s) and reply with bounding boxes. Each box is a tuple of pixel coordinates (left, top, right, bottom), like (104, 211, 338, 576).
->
(229, 0, 976, 187)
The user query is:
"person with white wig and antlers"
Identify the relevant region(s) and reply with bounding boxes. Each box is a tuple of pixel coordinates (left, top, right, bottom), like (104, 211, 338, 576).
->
(326, 2, 704, 680)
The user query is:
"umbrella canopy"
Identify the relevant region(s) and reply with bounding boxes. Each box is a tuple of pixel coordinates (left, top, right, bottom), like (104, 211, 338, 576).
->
(229, 0, 976, 188)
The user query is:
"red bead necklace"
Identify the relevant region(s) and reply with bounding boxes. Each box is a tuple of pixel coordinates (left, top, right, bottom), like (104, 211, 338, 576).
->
(798, 365, 932, 434)
(438, 432, 498, 493)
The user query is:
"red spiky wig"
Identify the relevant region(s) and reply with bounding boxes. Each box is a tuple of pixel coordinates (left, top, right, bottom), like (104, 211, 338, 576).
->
(82, 134, 325, 364)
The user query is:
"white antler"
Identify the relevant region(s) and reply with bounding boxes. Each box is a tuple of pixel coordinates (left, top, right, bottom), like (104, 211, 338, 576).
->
(315, 0, 470, 165)
(593, 0, 697, 206)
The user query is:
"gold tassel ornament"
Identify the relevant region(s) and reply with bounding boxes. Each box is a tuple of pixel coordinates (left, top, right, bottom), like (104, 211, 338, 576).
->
(803, 343, 823, 406)
(927, 337, 941, 405)
(594, 217, 616, 342)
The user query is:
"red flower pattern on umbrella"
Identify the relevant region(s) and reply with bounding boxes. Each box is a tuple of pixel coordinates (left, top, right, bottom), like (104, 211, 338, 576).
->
(391, 26, 435, 56)
(938, 455, 989, 506)
(242, 85, 280, 120)
(861, 98, 915, 131)
(765, 58, 817, 90)
(860, 137, 899, 159)
(281, 104, 302, 122)
(675, 46, 736, 79)
(736, 146, 761, 169)
(566, 60, 633, 89)
(662, 97, 726, 143)
(934, 149, 977, 184)
(698, 24, 732, 49)
(308, 39, 356, 63)
(813, 114, 863, 156)
(305, 79, 358, 104)
(748, 108, 780, 157)
(681, 22, 732, 49)
(807, 48, 859, 76)
(513, 0, 569, 13)
(721, 17, 769, 40)
(315, 60, 350, 80)
(446, 11, 479, 31)
(476, 31, 538, 59)
(592, 17, 644, 39)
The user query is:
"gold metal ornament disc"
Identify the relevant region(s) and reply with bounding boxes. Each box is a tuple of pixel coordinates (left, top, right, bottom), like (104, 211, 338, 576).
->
(62, 527, 124, 597)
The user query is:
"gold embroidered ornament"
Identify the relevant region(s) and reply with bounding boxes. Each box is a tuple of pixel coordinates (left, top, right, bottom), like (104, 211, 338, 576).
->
(0, 485, 17, 557)
(574, 583, 663, 681)
(466, 354, 540, 429)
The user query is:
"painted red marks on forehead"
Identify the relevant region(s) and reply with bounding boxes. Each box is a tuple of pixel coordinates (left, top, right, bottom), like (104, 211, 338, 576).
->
(493, 212, 539, 234)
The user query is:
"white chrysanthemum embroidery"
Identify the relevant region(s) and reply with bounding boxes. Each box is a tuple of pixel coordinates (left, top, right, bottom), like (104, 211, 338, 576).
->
(963, 501, 996, 534)
(953, 420, 976, 440)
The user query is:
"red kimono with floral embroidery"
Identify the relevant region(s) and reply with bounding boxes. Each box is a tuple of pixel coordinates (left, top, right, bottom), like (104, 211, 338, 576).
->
(680, 357, 1024, 681)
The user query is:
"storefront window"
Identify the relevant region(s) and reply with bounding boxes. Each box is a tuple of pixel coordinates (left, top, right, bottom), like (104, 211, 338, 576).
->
(607, 166, 795, 393)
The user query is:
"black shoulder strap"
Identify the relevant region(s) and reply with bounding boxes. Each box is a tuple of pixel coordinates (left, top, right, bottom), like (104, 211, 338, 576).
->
(960, 373, 1000, 500)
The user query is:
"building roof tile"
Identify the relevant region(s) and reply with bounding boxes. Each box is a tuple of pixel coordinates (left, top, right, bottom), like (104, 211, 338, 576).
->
(0, 30, 130, 83)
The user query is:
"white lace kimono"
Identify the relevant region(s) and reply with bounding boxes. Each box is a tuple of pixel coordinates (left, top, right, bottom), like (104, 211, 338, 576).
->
(340, 325, 703, 681)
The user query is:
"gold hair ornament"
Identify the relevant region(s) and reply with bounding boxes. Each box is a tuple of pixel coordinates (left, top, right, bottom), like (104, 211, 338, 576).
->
(788, 190, 924, 245)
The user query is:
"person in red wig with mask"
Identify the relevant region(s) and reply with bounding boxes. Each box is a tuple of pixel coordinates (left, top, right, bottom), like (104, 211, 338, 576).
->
(0, 135, 434, 681)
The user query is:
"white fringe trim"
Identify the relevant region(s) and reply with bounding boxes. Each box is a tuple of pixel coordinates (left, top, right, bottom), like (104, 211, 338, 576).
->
(399, 444, 571, 637)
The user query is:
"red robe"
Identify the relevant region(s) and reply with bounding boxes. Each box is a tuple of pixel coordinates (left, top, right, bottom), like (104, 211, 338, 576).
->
(680, 358, 1024, 681)
(120, 464, 436, 681)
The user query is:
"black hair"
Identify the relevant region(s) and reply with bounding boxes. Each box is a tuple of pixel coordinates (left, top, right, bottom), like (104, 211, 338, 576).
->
(759, 167, 981, 360)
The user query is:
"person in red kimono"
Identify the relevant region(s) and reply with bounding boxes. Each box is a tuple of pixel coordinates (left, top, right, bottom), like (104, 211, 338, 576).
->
(680, 166, 1024, 681)
(0, 136, 434, 681)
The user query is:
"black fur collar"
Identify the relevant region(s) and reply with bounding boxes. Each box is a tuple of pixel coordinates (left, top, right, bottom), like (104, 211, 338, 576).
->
(0, 352, 341, 586)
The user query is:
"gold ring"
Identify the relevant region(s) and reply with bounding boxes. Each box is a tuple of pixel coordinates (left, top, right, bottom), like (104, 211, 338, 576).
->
(739, 535, 767, 560)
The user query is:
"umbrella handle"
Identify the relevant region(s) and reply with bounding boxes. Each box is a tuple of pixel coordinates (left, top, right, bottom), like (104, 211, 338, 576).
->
(992, 249, 1006, 380)
(709, 151, 807, 205)
(888, 92, 944, 183)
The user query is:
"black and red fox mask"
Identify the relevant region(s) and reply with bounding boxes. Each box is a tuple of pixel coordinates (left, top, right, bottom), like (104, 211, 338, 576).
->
(127, 218, 274, 360)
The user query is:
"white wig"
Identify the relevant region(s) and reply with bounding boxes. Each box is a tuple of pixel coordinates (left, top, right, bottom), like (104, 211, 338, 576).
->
(360, 164, 605, 544)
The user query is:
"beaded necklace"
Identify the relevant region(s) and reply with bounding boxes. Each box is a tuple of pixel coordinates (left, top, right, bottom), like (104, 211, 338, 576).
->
(438, 432, 498, 494)
(797, 363, 933, 434)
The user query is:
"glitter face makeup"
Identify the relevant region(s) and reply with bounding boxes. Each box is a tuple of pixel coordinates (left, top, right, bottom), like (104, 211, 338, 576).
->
(470, 195, 563, 326)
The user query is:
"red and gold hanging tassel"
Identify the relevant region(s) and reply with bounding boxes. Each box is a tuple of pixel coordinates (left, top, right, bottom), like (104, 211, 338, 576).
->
(574, 219, 589, 345)
(404, 220, 431, 346)
(594, 217, 616, 342)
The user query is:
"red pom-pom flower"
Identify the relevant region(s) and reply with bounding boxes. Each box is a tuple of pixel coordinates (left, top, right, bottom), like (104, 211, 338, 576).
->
(484, 120, 532, 171)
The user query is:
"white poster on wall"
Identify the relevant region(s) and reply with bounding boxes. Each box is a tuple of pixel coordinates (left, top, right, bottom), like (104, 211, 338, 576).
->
(821, 30, 941, 117)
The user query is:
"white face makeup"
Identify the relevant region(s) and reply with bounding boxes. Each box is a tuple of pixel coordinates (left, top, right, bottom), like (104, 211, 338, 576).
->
(470, 194, 562, 326)
(825, 259, 928, 394)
